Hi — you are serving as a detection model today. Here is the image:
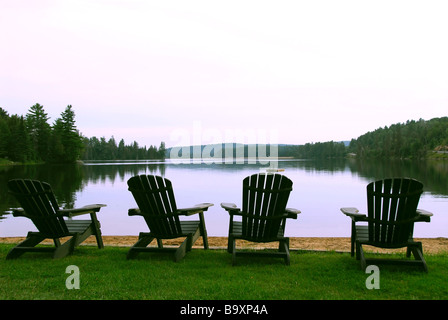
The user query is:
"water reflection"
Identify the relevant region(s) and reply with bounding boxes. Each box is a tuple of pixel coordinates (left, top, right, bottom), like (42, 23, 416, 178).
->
(1, 159, 447, 238)
(346, 159, 448, 196)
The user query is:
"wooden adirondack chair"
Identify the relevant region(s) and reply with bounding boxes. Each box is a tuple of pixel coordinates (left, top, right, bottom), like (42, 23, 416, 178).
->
(341, 178, 433, 272)
(221, 173, 300, 265)
(127, 175, 213, 262)
(7, 179, 106, 259)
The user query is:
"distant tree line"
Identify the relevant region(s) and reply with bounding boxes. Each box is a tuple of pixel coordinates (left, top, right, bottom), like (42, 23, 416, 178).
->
(282, 141, 347, 159)
(278, 117, 447, 159)
(348, 117, 448, 159)
(82, 137, 166, 161)
(0, 104, 166, 163)
(1, 103, 446, 163)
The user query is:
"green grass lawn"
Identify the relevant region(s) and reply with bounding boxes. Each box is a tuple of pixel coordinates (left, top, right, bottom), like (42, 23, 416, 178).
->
(1, 243, 447, 301)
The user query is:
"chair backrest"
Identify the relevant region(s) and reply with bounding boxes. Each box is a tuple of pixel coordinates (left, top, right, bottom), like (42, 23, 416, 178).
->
(366, 178, 423, 246)
(127, 175, 182, 238)
(8, 179, 69, 238)
(241, 173, 293, 241)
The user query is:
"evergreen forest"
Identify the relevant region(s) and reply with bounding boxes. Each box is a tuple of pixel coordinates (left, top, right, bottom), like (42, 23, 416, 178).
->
(0, 104, 165, 163)
(347, 117, 448, 159)
(281, 117, 448, 159)
(0, 104, 447, 163)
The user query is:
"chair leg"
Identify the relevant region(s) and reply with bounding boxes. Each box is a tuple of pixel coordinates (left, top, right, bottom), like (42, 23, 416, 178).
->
(351, 221, 356, 257)
(73, 227, 94, 248)
(277, 238, 291, 265)
(406, 246, 412, 258)
(189, 227, 201, 251)
(231, 239, 237, 266)
(351, 239, 355, 257)
(358, 244, 367, 271)
(227, 234, 234, 253)
(280, 240, 290, 266)
(53, 234, 78, 259)
(356, 242, 428, 272)
(6, 232, 46, 260)
(198, 212, 209, 250)
(356, 241, 362, 262)
(53, 238, 61, 247)
(127, 233, 154, 259)
(89, 212, 104, 249)
(174, 237, 189, 262)
(355, 241, 368, 271)
(410, 243, 428, 272)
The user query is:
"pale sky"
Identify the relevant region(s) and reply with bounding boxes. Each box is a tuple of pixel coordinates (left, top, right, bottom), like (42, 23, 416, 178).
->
(1, 0, 447, 148)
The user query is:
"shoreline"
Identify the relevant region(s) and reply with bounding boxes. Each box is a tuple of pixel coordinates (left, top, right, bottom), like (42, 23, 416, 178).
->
(1, 236, 447, 254)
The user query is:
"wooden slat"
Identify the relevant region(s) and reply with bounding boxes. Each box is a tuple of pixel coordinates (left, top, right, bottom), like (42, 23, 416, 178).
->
(253, 173, 265, 237)
(381, 179, 392, 242)
(179, 221, 201, 234)
(230, 221, 285, 240)
(66, 220, 92, 233)
(147, 175, 169, 235)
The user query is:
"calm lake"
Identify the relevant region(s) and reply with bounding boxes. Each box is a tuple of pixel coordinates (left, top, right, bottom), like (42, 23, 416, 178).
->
(1, 158, 447, 238)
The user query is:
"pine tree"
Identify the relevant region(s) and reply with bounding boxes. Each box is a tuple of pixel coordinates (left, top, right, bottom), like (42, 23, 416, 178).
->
(25, 103, 51, 161)
(0, 108, 10, 158)
(49, 105, 84, 163)
(8, 115, 31, 162)
(158, 141, 166, 159)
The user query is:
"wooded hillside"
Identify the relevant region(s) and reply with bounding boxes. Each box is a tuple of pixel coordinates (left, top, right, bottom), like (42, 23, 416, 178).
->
(348, 117, 448, 159)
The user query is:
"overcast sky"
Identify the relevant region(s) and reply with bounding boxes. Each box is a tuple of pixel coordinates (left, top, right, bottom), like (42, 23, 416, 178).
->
(1, 0, 447, 148)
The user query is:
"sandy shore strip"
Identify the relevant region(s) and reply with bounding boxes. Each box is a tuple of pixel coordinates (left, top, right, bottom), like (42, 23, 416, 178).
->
(1, 236, 447, 254)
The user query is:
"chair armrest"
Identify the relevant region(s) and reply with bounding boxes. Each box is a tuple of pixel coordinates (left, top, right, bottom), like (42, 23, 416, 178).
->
(9, 208, 30, 218)
(59, 204, 106, 217)
(177, 203, 214, 216)
(221, 202, 238, 210)
(416, 209, 433, 217)
(9, 207, 80, 219)
(340, 207, 367, 221)
(128, 208, 142, 216)
(129, 203, 213, 217)
(220, 202, 241, 213)
(416, 209, 433, 222)
(285, 208, 301, 219)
